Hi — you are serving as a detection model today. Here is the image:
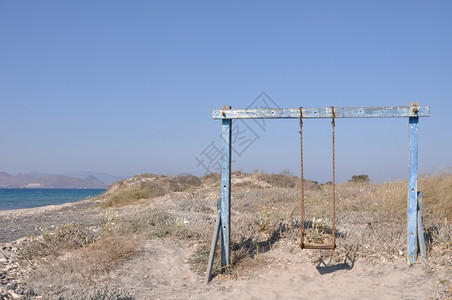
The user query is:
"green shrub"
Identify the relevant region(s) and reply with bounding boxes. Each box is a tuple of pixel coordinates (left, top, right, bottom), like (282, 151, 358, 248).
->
(349, 174, 370, 183)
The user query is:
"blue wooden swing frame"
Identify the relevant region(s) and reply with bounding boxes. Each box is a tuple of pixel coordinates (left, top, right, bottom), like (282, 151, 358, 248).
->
(209, 103, 430, 276)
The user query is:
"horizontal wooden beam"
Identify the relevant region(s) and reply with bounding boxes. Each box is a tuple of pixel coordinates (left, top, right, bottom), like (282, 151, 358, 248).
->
(212, 105, 430, 119)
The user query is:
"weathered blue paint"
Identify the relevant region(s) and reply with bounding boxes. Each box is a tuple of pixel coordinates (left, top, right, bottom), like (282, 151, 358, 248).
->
(417, 192, 428, 262)
(212, 106, 430, 119)
(408, 116, 419, 264)
(205, 209, 221, 284)
(220, 118, 232, 268)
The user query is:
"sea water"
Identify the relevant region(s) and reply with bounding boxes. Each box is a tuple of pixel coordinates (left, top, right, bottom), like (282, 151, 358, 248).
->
(0, 188, 106, 211)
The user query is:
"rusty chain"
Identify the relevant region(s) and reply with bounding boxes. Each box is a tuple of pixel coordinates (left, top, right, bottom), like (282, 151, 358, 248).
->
(299, 107, 305, 248)
(299, 106, 336, 250)
(331, 106, 336, 250)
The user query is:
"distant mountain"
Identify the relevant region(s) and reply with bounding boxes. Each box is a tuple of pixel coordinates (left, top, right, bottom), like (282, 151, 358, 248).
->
(63, 171, 128, 185)
(0, 172, 107, 189)
(0, 172, 33, 187)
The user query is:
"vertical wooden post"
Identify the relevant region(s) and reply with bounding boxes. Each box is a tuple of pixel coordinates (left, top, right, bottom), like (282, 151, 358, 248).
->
(407, 110, 419, 264)
(220, 106, 232, 268)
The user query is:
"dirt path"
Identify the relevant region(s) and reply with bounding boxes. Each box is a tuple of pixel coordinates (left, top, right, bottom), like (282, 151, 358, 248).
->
(106, 239, 209, 299)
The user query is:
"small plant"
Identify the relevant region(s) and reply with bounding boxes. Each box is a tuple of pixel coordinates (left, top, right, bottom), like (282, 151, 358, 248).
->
(100, 210, 119, 233)
(307, 217, 329, 244)
(258, 214, 270, 232)
(258, 207, 271, 232)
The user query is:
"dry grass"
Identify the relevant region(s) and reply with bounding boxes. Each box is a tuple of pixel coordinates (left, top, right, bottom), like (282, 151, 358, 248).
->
(20, 217, 142, 285)
(19, 171, 452, 291)
(336, 172, 452, 221)
(40, 283, 133, 300)
(121, 211, 186, 238)
(31, 234, 140, 283)
(419, 172, 452, 221)
(20, 223, 95, 262)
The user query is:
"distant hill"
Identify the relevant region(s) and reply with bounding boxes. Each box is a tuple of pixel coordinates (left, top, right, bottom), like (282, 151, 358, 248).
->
(63, 171, 128, 185)
(0, 172, 107, 189)
(0, 172, 33, 187)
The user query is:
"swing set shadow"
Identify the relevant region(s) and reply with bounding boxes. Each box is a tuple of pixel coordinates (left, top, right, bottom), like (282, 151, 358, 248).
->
(315, 255, 355, 275)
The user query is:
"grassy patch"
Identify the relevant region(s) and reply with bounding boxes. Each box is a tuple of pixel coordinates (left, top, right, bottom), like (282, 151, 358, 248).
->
(99, 188, 152, 208)
(20, 223, 95, 262)
(19, 219, 142, 284)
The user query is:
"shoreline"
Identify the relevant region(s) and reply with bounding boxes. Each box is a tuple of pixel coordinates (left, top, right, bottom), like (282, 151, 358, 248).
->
(0, 197, 99, 215)
(0, 188, 106, 212)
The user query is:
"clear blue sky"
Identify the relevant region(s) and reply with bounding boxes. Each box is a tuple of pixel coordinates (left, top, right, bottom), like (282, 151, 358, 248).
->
(1, 1, 451, 183)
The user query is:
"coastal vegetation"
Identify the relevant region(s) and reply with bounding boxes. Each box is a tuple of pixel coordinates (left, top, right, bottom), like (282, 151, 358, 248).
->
(5, 171, 452, 298)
